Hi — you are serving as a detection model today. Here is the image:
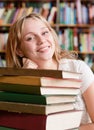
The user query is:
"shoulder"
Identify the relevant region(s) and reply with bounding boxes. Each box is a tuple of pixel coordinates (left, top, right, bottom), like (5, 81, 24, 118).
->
(59, 58, 94, 93)
(58, 58, 86, 72)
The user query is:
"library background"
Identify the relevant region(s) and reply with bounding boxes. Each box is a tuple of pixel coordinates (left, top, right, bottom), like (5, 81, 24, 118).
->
(0, 0, 94, 73)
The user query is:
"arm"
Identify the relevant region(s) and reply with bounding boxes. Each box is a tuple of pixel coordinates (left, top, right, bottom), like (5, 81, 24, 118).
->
(79, 81, 94, 130)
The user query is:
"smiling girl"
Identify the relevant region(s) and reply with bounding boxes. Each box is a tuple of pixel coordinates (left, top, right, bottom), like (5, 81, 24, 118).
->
(6, 12, 94, 130)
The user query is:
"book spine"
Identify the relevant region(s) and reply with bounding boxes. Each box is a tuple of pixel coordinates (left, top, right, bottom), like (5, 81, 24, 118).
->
(0, 111, 46, 130)
(0, 91, 47, 105)
(76, 0, 82, 24)
(0, 126, 16, 130)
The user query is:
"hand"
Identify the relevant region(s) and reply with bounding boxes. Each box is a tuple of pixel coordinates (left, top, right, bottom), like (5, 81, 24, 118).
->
(22, 58, 38, 69)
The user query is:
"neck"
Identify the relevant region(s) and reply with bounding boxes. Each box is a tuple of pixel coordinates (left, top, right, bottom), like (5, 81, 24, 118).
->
(37, 59, 58, 70)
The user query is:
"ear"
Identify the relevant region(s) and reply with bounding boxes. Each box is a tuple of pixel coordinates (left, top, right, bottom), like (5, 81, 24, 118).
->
(16, 48, 24, 57)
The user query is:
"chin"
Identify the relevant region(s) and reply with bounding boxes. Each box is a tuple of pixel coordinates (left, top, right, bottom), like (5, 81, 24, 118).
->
(44, 54, 53, 59)
(43, 57, 53, 61)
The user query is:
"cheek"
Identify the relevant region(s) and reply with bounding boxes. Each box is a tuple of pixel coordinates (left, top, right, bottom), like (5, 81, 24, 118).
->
(20, 42, 36, 58)
(21, 42, 34, 52)
(24, 46, 35, 55)
(50, 35, 55, 44)
(52, 44, 55, 53)
(50, 38, 55, 49)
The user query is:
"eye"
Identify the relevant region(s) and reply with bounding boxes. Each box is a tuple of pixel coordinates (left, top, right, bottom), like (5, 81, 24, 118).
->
(42, 30, 49, 36)
(26, 35, 35, 42)
(27, 37, 32, 41)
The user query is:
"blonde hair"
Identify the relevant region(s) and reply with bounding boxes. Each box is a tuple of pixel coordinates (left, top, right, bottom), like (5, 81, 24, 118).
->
(6, 12, 77, 68)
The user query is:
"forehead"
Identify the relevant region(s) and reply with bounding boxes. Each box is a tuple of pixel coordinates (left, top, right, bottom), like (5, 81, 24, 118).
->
(23, 18, 47, 31)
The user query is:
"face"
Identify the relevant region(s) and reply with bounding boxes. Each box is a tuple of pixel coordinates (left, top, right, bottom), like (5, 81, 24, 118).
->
(19, 18, 55, 64)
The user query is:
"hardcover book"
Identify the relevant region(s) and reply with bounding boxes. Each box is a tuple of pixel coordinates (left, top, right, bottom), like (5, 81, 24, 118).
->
(0, 83, 80, 95)
(0, 75, 82, 88)
(0, 91, 76, 104)
(0, 126, 16, 130)
(0, 67, 81, 80)
(0, 110, 83, 130)
(0, 101, 75, 115)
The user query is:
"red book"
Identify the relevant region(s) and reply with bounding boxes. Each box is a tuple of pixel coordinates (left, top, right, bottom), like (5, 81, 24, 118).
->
(0, 110, 82, 130)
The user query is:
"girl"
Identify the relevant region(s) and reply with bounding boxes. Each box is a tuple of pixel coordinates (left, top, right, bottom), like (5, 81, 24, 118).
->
(6, 12, 94, 130)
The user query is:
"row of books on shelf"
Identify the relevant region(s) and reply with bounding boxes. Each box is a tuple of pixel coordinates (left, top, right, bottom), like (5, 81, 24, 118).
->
(0, 0, 94, 25)
(59, 28, 94, 52)
(60, 0, 94, 24)
(0, 67, 83, 130)
(0, 2, 56, 25)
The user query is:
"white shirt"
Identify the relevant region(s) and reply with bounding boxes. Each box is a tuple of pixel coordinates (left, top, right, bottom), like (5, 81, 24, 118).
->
(58, 58, 94, 124)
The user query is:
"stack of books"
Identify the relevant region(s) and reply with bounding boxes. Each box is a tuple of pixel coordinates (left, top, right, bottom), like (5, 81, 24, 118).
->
(0, 67, 83, 130)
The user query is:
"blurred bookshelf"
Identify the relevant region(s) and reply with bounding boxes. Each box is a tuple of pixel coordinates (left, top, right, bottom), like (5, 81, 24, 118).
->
(0, 0, 94, 72)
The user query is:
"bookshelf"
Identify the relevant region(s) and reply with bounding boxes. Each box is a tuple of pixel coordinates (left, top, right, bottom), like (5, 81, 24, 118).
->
(0, 0, 94, 72)
(56, 0, 94, 72)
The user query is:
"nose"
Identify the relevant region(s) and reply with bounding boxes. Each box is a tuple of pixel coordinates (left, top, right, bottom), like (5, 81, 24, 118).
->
(37, 35, 46, 45)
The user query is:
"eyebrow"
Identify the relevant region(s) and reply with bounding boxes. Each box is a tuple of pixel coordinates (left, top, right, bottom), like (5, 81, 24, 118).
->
(23, 27, 49, 38)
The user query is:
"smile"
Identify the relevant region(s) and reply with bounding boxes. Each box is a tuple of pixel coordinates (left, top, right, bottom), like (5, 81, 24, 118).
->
(37, 46, 50, 52)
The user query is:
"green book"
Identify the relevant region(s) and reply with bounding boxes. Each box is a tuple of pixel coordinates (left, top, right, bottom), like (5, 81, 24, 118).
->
(0, 126, 16, 130)
(0, 91, 76, 105)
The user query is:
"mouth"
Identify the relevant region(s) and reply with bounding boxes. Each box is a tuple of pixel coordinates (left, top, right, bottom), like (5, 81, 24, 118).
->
(37, 46, 50, 52)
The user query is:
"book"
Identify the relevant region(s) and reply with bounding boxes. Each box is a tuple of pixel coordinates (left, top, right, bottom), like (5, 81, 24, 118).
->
(0, 91, 76, 105)
(40, 3, 50, 19)
(48, 6, 57, 24)
(7, 8, 16, 24)
(11, 8, 20, 23)
(76, 0, 82, 24)
(3, 8, 14, 24)
(0, 110, 82, 130)
(0, 126, 16, 130)
(0, 83, 80, 95)
(0, 75, 81, 88)
(0, 101, 75, 115)
(0, 8, 5, 19)
(0, 67, 81, 79)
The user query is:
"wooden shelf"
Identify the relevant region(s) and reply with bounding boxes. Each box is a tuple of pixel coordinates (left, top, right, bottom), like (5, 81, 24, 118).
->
(0, 24, 11, 27)
(0, 0, 55, 2)
(53, 24, 94, 28)
(78, 52, 94, 55)
(0, 51, 6, 54)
